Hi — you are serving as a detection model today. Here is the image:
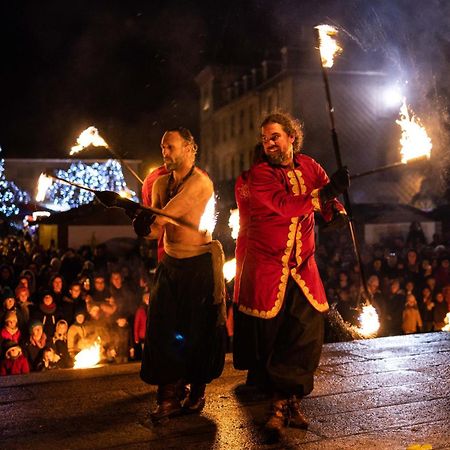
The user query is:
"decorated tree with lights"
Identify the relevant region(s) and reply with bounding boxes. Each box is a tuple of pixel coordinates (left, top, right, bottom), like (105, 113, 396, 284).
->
(0, 147, 30, 217)
(45, 159, 137, 210)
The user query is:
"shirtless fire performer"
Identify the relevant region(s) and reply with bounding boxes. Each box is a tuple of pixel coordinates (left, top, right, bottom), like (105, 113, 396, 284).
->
(133, 127, 226, 423)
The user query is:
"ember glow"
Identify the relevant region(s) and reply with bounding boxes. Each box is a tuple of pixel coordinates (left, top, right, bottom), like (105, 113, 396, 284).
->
(36, 173, 53, 202)
(356, 305, 380, 337)
(315, 24, 342, 68)
(396, 99, 432, 163)
(73, 340, 102, 369)
(70, 126, 109, 155)
(442, 312, 450, 332)
(229, 208, 240, 240)
(223, 258, 237, 282)
(198, 194, 217, 234)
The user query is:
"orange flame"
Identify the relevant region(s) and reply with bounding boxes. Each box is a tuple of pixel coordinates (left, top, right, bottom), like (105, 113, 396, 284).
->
(199, 194, 217, 235)
(396, 99, 432, 163)
(228, 208, 240, 240)
(36, 173, 53, 202)
(223, 258, 237, 282)
(315, 24, 342, 68)
(442, 312, 450, 332)
(73, 339, 102, 369)
(356, 304, 380, 337)
(70, 126, 109, 155)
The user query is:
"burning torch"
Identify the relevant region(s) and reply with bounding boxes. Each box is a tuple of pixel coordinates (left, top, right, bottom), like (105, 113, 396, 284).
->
(38, 172, 214, 235)
(315, 24, 371, 304)
(70, 126, 144, 185)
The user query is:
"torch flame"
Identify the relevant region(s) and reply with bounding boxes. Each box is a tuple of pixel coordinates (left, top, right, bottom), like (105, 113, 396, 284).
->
(73, 339, 102, 369)
(315, 24, 342, 68)
(36, 173, 53, 202)
(229, 208, 240, 240)
(223, 258, 237, 282)
(396, 99, 432, 163)
(70, 126, 109, 155)
(356, 304, 380, 337)
(442, 312, 450, 332)
(199, 194, 217, 235)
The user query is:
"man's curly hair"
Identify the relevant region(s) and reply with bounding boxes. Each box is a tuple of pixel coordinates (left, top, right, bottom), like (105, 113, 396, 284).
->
(260, 112, 304, 153)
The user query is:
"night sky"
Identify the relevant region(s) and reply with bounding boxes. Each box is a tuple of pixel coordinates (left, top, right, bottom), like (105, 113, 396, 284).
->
(1, 0, 449, 166)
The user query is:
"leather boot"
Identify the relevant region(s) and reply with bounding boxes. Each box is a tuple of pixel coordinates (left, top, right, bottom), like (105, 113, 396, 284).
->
(286, 395, 309, 429)
(182, 383, 206, 414)
(264, 398, 287, 432)
(151, 383, 183, 422)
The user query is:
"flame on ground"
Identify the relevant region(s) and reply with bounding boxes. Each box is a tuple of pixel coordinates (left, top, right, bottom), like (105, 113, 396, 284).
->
(36, 173, 53, 202)
(315, 24, 342, 68)
(229, 209, 240, 240)
(356, 304, 380, 337)
(223, 258, 237, 282)
(442, 312, 450, 332)
(73, 340, 102, 369)
(396, 99, 432, 163)
(70, 126, 109, 155)
(199, 194, 217, 235)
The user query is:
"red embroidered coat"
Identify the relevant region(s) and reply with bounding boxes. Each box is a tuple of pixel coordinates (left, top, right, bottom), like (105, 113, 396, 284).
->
(237, 154, 345, 318)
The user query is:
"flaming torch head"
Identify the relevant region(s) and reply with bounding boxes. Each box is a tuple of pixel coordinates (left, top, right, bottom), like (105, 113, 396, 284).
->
(228, 208, 240, 240)
(199, 194, 217, 235)
(396, 99, 432, 164)
(315, 24, 342, 68)
(70, 126, 109, 156)
(36, 173, 53, 202)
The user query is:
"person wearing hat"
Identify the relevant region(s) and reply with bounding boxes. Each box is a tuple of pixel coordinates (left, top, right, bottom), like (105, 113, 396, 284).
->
(67, 308, 88, 360)
(30, 291, 62, 340)
(0, 339, 30, 375)
(1, 310, 21, 343)
(23, 320, 47, 371)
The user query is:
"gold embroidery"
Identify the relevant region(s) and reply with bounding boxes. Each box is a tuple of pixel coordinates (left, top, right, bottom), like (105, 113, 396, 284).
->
(290, 269, 329, 312)
(311, 188, 321, 212)
(239, 217, 298, 319)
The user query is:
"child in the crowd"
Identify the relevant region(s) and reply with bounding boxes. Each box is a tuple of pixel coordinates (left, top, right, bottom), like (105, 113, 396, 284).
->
(0, 340, 30, 375)
(1, 310, 21, 343)
(36, 346, 63, 371)
(23, 320, 47, 371)
(31, 291, 61, 339)
(402, 294, 423, 334)
(67, 309, 88, 359)
(52, 319, 72, 368)
(133, 291, 149, 358)
(15, 286, 34, 331)
(109, 315, 133, 364)
(433, 291, 448, 331)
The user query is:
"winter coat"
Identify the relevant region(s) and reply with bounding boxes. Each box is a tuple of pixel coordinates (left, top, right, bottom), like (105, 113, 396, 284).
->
(402, 305, 423, 334)
(0, 354, 30, 375)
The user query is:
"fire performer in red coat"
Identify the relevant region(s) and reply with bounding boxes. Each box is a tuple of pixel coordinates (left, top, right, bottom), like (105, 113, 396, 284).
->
(233, 112, 349, 433)
(135, 127, 226, 423)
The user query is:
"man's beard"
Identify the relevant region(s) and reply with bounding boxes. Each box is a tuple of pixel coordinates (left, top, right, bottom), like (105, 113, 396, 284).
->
(266, 152, 285, 166)
(164, 158, 181, 171)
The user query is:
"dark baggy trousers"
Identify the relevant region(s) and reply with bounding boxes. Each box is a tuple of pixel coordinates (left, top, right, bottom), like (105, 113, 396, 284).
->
(233, 276, 324, 396)
(140, 253, 226, 385)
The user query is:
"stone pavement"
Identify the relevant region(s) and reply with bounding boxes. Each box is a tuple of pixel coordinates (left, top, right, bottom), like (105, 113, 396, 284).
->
(1, 332, 449, 449)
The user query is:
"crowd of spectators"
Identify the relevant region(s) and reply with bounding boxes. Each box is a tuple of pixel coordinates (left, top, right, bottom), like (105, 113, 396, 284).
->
(0, 234, 152, 376)
(1, 220, 450, 377)
(316, 222, 450, 337)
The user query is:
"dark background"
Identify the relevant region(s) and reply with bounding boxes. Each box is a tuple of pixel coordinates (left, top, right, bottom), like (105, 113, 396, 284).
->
(1, 0, 449, 167)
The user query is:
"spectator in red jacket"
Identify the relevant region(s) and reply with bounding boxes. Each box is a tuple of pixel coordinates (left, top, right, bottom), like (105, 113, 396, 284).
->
(133, 290, 149, 357)
(0, 340, 30, 376)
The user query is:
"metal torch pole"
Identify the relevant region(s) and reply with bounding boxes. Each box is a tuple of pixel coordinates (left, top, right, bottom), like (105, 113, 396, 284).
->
(314, 28, 371, 303)
(105, 147, 144, 185)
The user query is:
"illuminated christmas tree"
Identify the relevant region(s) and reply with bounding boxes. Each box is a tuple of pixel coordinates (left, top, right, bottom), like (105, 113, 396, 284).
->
(45, 159, 137, 210)
(0, 147, 30, 217)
